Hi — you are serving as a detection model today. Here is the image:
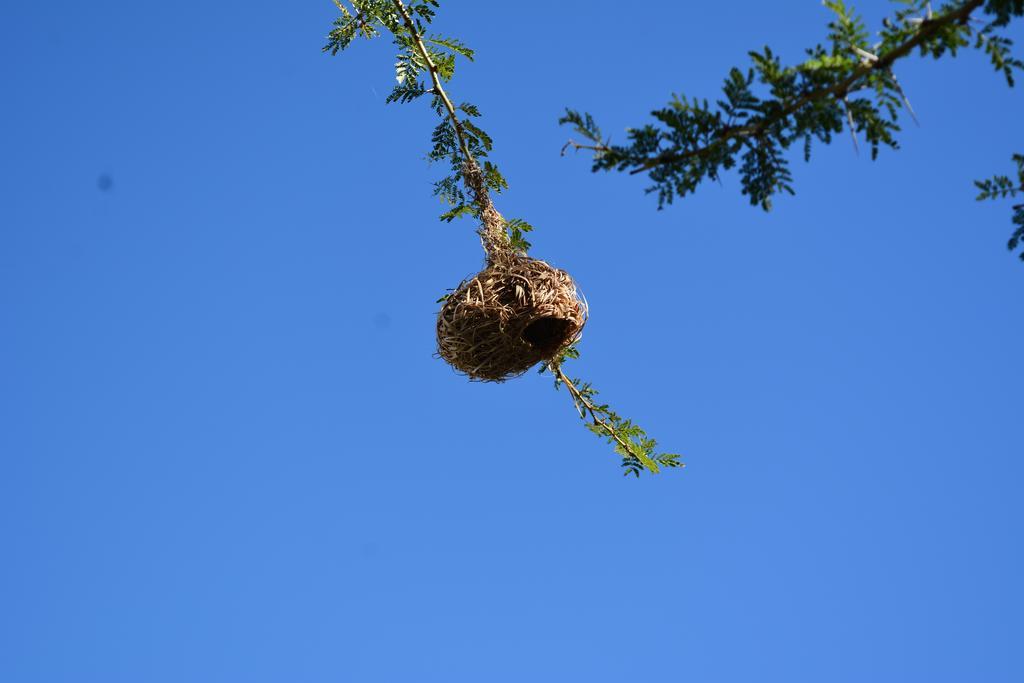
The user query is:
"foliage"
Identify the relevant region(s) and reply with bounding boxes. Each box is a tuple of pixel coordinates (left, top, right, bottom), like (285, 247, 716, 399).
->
(325, 0, 507, 228)
(560, 0, 1023, 254)
(325, 0, 680, 475)
(540, 347, 683, 477)
(975, 154, 1024, 259)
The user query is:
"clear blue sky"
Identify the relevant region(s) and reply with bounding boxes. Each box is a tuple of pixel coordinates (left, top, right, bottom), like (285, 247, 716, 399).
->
(2, 2, 1022, 681)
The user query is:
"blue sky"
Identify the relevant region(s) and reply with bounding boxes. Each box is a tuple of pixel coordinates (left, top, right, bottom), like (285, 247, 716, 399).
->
(2, 1, 1022, 681)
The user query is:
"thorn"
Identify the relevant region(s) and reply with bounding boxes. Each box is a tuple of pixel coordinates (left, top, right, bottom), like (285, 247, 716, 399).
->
(843, 97, 859, 155)
(888, 72, 920, 126)
(854, 46, 879, 64)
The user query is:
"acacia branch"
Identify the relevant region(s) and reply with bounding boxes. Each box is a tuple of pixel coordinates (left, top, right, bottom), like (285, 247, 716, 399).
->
(392, 0, 508, 255)
(552, 364, 661, 474)
(582, 0, 984, 175)
(333, 0, 371, 37)
(392, 0, 474, 166)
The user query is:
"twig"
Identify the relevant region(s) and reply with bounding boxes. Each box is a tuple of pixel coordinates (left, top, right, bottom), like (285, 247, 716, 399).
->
(333, 0, 370, 36)
(562, 139, 610, 156)
(392, 0, 474, 168)
(552, 364, 660, 473)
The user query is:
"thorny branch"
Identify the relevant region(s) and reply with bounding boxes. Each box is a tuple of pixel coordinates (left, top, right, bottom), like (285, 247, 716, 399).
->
(392, 0, 509, 256)
(392, 0, 473, 168)
(333, 0, 371, 37)
(564, 0, 984, 174)
(551, 364, 669, 475)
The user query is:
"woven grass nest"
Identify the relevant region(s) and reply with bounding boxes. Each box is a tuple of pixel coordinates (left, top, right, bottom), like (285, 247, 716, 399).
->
(437, 254, 588, 382)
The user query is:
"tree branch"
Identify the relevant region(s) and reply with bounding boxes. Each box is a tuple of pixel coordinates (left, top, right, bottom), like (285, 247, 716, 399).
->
(552, 364, 662, 474)
(611, 0, 984, 175)
(392, 0, 509, 256)
(392, 0, 473, 166)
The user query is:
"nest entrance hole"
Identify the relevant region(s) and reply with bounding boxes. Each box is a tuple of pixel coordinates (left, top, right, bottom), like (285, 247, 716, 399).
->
(522, 316, 573, 356)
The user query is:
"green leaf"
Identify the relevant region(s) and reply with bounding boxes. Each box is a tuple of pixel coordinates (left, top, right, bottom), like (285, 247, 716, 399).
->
(427, 35, 475, 61)
(439, 203, 474, 222)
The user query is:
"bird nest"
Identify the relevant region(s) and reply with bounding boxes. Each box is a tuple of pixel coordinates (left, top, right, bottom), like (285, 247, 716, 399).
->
(437, 254, 588, 381)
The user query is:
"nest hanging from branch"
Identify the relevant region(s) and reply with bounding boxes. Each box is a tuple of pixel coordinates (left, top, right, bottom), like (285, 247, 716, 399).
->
(437, 254, 587, 381)
(436, 163, 588, 382)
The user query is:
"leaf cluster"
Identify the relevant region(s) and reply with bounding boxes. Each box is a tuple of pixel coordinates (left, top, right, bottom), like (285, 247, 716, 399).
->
(560, 0, 1022, 231)
(324, 0, 518, 245)
(541, 348, 683, 478)
(976, 154, 1024, 259)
